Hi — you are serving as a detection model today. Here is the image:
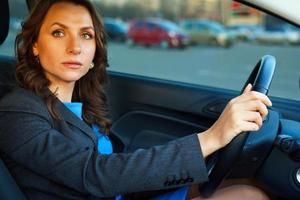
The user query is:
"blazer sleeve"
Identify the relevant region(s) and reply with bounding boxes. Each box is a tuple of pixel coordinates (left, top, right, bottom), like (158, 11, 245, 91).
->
(0, 109, 208, 198)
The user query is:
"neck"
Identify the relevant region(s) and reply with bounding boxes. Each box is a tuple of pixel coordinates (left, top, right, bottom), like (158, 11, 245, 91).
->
(49, 82, 75, 102)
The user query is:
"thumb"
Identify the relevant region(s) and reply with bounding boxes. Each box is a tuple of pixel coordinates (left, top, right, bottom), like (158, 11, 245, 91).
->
(242, 83, 252, 94)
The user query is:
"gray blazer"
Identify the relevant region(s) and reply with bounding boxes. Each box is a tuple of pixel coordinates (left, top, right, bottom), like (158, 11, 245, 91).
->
(0, 88, 208, 200)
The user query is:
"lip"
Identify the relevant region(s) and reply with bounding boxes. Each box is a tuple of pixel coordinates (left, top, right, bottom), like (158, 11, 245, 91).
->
(62, 61, 82, 69)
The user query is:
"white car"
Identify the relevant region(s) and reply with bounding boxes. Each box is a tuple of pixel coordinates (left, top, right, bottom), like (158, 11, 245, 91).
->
(254, 27, 300, 45)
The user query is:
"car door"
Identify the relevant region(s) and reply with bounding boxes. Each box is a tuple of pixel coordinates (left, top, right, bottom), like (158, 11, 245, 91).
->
(129, 20, 145, 45)
(144, 22, 157, 45)
(103, 1, 300, 155)
(195, 23, 214, 44)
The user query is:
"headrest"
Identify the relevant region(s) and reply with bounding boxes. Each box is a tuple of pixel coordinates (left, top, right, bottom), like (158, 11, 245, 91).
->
(0, 0, 9, 45)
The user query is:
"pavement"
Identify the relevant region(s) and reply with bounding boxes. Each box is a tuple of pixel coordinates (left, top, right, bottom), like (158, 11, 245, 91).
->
(108, 42, 300, 101)
(1, 31, 300, 101)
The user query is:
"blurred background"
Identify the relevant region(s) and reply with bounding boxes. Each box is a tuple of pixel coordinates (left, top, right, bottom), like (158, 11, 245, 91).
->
(1, 0, 300, 101)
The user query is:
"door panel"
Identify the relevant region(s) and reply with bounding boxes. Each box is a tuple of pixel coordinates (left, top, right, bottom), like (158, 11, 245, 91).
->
(107, 71, 300, 151)
(110, 111, 205, 152)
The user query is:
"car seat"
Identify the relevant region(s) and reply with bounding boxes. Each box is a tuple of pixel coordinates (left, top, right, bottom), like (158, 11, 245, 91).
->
(0, 0, 27, 199)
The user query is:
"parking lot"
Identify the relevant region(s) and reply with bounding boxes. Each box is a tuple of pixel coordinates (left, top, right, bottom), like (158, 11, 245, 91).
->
(107, 42, 300, 100)
(1, 32, 300, 101)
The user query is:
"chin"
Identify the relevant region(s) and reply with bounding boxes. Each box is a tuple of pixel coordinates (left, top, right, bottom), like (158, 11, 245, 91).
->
(64, 73, 87, 82)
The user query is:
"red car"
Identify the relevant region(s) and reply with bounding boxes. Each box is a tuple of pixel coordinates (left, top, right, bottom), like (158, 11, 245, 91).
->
(126, 19, 189, 49)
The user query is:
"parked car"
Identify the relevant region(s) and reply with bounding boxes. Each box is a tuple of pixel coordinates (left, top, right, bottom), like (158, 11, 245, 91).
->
(254, 25, 300, 45)
(103, 18, 127, 41)
(227, 24, 262, 41)
(180, 19, 235, 47)
(126, 18, 189, 49)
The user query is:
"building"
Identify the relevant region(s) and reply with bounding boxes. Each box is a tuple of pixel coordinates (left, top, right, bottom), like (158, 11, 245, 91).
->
(182, 0, 262, 25)
(95, 0, 159, 11)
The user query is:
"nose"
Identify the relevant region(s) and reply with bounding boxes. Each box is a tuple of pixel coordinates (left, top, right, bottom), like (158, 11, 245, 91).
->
(66, 36, 81, 55)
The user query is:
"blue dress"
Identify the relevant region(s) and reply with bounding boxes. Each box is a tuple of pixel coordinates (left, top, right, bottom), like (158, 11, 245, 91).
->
(64, 102, 188, 200)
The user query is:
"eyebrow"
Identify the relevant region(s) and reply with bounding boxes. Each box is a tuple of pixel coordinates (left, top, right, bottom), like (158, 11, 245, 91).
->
(50, 22, 94, 31)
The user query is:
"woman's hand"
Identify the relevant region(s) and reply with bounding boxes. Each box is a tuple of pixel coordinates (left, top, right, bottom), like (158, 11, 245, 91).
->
(198, 84, 272, 158)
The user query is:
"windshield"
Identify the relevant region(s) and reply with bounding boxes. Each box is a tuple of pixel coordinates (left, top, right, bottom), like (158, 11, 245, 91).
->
(208, 22, 225, 32)
(159, 21, 182, 32)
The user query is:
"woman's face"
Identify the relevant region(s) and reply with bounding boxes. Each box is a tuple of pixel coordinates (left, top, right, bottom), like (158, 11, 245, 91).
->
(33, 2, 96, 88)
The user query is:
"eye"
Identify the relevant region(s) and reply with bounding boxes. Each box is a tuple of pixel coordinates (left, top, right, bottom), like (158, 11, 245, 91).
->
(52, 30, 64, 37)
(81, 32, 94, 40)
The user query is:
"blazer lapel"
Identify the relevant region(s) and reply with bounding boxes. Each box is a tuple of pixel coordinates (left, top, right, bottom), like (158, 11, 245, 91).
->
(57, 101, 98, 145)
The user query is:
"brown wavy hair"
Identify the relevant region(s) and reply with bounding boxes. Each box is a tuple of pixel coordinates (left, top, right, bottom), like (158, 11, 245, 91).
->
(15, 0, 111, 134)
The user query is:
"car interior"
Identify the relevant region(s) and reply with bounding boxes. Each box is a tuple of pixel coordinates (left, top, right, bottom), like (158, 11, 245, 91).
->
(0, 1, 27, 199)
(1, 0, 300, 199)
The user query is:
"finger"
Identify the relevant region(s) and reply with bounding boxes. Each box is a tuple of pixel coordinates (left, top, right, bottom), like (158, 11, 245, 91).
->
(250, 91, 272, 107)
(238, 91, 272, 107)
(243, 111, 263, 128)
(243, 100, 269, 119)
(240, 121, 260, 132)
(242, 83, 252, 94)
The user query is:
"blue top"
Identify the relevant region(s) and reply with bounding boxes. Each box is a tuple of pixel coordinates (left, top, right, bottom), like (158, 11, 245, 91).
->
(63, 102, 188, 200)
(63, 102, 113, 154)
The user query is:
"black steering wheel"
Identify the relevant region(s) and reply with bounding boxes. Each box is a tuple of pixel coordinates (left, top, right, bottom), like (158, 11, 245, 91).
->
(199, 55, 276, 197)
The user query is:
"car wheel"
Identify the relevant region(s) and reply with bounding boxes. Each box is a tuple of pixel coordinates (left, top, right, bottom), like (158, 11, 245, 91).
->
(223, 41, 232, 48)
(160, 40, 169, 49)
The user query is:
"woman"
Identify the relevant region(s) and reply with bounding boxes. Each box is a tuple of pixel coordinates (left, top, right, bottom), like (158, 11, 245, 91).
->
(0, 0, 271, 199)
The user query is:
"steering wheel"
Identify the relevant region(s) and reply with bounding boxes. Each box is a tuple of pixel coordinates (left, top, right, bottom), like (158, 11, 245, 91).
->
(199, 55, 276, 197)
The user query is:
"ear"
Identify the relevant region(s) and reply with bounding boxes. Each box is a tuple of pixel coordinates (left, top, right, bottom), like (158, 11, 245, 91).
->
(32, 42, 39, 56)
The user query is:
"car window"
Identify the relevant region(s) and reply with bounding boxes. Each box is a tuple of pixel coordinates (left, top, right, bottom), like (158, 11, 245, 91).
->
(160, 21, 182, 32)
(146, 22, 155, 30)
(183, 22, 193, 30)
(0, 0, 28, 57)
(105, 23, 113, 29)
(102, 1, 300, 101)
(135, 21, 144, 28)
(1, 1, 300, 102)
(197, 24, 208, 31)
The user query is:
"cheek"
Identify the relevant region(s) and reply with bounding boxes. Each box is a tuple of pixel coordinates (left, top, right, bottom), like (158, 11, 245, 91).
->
(38, 42, 63, 64)
(84, 41, 96, 61)
(87, 48, 96, 61)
